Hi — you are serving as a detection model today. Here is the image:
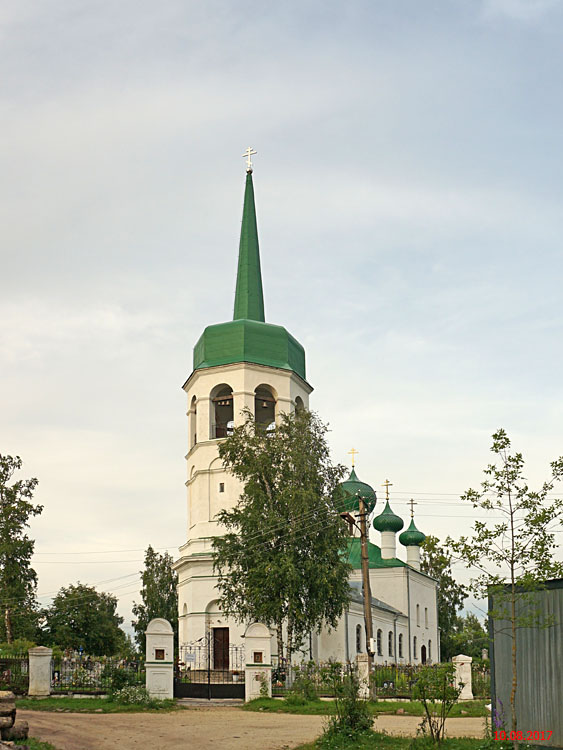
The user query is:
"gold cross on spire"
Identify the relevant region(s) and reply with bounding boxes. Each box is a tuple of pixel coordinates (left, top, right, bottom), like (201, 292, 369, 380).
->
(348, 448, 359, 467)
(381, 479, 393, 501)
(242, 146, 257, 172)
(408, 498, 417, 518)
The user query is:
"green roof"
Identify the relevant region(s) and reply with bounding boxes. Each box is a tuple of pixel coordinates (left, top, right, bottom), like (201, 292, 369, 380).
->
(346, 538, 406, 569)
(373, 500, 404, 533)
(335, 469, 376, 514)
(399, 518, 426, 547)
(192, 170, 306, 381)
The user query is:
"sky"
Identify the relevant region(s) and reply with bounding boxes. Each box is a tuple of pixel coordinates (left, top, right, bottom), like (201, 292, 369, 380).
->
(2, 0, 563, 634)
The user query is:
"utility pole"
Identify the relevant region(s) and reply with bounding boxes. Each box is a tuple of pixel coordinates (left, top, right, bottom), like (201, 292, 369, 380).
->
(357, 491, 374, 672)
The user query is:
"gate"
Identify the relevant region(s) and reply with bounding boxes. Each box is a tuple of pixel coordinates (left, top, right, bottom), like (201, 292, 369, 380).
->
(175, 636, 245, 699)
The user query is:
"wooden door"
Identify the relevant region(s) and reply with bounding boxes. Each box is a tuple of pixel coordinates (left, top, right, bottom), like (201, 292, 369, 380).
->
(213, 627, 229, 670)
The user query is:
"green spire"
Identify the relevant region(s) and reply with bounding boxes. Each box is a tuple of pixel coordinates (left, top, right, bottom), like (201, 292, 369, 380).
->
(233, 171, 265, 322)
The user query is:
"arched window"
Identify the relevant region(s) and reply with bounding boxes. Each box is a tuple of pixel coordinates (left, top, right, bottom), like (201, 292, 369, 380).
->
(189, 395, 197, 447)
(416, 604, 420, 627)
(376, 629, 383, 656)
(211, 384, 234, 439)
(428, 640, 432, 662)
(388, 631, 393, 657)
(425, 607, 428, 628)
(398, 633, 403, 658)
(413, 636, 418, 659)
(356, 625, 362, 653)
(295, 396, 304, 413)
(421, 644, 427, 664)
(255, 385, 276, 431)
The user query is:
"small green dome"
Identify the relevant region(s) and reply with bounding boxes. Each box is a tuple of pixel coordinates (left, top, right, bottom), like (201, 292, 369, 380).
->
(399, 518, 426, 547)
(335, 469, 376, 514)
(373, 501, 404, 533)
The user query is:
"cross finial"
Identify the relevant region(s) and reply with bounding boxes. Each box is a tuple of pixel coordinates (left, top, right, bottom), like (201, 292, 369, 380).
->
(408, 498, 417, 518)
(381, 479, 393, 501)
(242, 146, 257, 172)
(348, 448, 359, 467)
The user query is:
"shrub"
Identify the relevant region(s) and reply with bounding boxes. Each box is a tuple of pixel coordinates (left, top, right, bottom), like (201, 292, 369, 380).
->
(413, 664, 462, 745)
(113, 686, 154, 706)
(321, 667, 373, 744)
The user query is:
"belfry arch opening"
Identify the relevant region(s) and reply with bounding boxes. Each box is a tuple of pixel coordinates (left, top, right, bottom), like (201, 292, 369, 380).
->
(189, 396, 197, 448)
(211, 384, 234, 439)
(254, 385, 276, 431)
(295, 396, 304, 414)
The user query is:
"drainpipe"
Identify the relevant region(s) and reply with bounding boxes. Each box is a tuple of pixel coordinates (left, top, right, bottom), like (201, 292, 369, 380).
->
(393, 614, 398, 665)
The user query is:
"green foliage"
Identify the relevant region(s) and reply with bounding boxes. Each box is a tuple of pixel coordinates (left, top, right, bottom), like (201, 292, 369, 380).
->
(0, 637, 36, 655)
(213, 408, 350, 662)
(44, 583, 126, 655)
(0, 454, 43, 643)
(100, 663, 138, 696)
(131, 545, 178, 657)
(447, 429, 563, 734)
(413, 663, 462, 745)
(420, 536, 467, 661)
(449, 614, 489, 661)
(111, 685, 174, 710)
(25, 738, 59, 750)
(321, 667, 373, 745)
(17, 695, 176, 713)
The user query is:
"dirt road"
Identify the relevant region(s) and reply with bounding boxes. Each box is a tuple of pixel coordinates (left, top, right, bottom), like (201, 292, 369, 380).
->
(20, 708, 487, 750)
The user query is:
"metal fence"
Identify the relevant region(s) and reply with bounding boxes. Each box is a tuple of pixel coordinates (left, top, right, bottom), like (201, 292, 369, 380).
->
(51, 655, 144, 694)
(0, 654, 29, 695)
(176, 643, 245, 699)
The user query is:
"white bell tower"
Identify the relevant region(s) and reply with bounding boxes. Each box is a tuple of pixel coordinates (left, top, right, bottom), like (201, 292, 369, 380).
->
(175, 161, 313, 650)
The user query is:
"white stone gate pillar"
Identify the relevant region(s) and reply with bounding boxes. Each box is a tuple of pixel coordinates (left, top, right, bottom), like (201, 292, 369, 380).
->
(244, 623, 272, 702)
(28, 647, 52, 697)
(145, 618, 174, 700)
(452, 654, 473, 700)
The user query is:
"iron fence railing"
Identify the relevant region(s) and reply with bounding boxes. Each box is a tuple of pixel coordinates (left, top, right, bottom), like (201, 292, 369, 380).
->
(50, 656, 144, 694)
(0, 654, 29, 695)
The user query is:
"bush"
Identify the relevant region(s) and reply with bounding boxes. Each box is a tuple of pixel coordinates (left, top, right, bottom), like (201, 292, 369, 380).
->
(321, 667, 373, 744)
(413, 664, 462, 745)
(113, 686, 154, 706)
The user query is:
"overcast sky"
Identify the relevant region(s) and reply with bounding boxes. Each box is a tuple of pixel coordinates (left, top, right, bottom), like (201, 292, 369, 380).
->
(2, 0, 562, 633)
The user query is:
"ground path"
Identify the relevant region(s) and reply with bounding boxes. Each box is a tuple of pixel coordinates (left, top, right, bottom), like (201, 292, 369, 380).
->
(20, 708, 487, 750)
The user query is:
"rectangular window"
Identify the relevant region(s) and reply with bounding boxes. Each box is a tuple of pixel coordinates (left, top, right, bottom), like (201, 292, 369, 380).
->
(425, 607, 428, 628)
(219, 483, 225, 493)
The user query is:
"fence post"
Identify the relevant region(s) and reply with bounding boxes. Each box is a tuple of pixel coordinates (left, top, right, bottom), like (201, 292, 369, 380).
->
(244, 623, 272, 702)
(355, 654, 370, 699)
(28, 647, 52, 697)
(452, 654, 473, 700)
(145, 618, 174, 699)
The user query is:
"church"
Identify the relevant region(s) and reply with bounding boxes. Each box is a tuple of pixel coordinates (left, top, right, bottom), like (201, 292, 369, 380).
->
(174, 153, 439, 667)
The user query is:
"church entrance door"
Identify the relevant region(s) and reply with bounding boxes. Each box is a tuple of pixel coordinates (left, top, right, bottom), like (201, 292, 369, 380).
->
(213, 627, 229, 670)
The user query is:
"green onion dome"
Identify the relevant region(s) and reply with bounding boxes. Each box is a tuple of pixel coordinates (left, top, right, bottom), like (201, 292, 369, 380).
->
(373, 501, 404, 533)
(399, 518, 426, 547)
(335, 469, 376, 514)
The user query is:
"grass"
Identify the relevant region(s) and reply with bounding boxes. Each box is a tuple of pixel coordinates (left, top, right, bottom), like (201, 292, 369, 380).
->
(16, 696, 178, 713)
(26, 739, 60, 750)
(295, 732, 488, 750)
(243, 698, 488, 718)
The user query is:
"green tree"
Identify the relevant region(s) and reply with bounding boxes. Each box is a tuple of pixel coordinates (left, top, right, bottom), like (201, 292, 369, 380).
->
(450, 612, 489, 660)
(132, 545, 178, 656)
(448, 429, 563, 737)
(420, 535, 467, 661)
(45, 583, 126, 655)
(213, 408, 351, 663)
(0, 455, 43, 643)
(413, 662, 463, 745)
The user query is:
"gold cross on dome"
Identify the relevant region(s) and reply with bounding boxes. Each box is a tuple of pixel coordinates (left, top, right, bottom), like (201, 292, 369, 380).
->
(381, 479, 393, 501)
(408, 498, 417, 518)
(242, 146, 257, 172)
(348, 448, 359, 467)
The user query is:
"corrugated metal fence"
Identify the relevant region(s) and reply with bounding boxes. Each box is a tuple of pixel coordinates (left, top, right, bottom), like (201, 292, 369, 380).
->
(490, 580, 563, 750)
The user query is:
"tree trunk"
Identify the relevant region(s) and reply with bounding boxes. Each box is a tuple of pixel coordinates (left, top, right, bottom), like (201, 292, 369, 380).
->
(276, 622, 284, 667)
(510, 590, 518, 743)
(4, 606, 13, 644)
